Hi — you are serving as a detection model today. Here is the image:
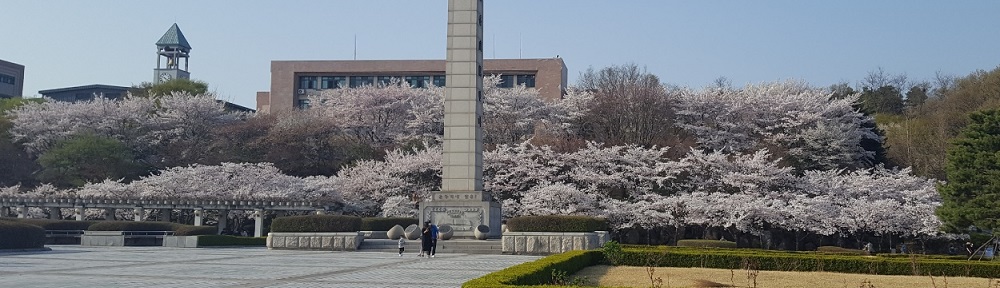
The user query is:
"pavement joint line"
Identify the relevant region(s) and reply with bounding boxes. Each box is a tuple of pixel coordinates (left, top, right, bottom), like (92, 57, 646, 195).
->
(229, 253, 484, 288)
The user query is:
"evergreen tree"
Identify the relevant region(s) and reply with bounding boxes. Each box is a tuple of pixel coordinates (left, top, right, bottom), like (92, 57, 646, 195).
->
(937, 109, 1000, 232)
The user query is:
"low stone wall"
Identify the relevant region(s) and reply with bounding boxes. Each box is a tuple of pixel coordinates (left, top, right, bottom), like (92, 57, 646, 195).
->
(162, 236, 199, 248)
(502, 231, 610, 255)
(267, 232, 364, 251)
(81, 231, 169, 247)
(359, 231, 388, 239)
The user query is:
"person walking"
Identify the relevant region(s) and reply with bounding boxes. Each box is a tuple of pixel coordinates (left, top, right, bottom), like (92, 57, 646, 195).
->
(397, 236, 406, 257)
(429, 222, 439, 258)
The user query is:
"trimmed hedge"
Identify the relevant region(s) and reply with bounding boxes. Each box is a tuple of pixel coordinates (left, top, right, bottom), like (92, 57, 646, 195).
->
(360, 217, 419, 231)
(0, 221, 46, 249)
(615, 247, 1000, 278)
(197, 235, 266, 246)
(88, 221, 176, 231)
(506, 216, 608, 232)
(1, 218, 95, 230)
(817, 246, 866, 255)
(270, 215, 362, 232)
(172, 224, 217, 236)
(463, 250, 604, 288)
(676, 239, 737, 248)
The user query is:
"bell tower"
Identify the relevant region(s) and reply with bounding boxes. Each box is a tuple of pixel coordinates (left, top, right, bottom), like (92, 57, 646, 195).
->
(154, 23, 191, 84)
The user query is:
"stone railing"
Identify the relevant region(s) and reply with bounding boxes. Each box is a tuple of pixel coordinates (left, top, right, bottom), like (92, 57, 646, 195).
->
(502, 231, 610, 255)
(267, 232, 364, 251)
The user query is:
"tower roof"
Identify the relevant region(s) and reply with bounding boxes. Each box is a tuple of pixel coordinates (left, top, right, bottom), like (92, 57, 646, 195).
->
(156, 23, 191, 50)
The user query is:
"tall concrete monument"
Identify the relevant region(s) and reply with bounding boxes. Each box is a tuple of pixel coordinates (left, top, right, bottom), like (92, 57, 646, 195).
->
(420, 0, 501, 238)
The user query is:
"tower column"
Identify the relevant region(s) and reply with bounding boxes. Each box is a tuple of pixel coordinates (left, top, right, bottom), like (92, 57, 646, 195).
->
(420, 0, 501, 239)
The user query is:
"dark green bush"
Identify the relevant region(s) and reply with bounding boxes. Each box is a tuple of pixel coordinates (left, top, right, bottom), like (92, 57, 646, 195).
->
(463, 250, 604, 288)
(360, 217, 419, 231)
(270, 215, 362, 232)
(6, 218, 95, 230)
(817, 246, 866, 255)
(171, 224, 217, 236)
(676, 239, 737, 248)
(197, 235, 266, 246)
(616, 247, 1000, 278)
(506, 216, 608, 232)
(0, 222, 46, 249)
(88, 221, 175, 231)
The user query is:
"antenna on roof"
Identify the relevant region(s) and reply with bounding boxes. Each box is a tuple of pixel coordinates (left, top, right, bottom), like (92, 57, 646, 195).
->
(354, 34, 357, 60)
(492, 34, 496, 59)
(518, 33, 522, 59)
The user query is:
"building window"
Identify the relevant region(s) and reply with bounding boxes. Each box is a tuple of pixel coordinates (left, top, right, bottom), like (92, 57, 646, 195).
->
(516, 74, 536, 87)
(297, 99, 311, 109)
(405, 76, 430, 88)
(299, 76, 317, 89)
(432, 75, 446, 87)
(349, 76, 374, 88)
(377, 76, 398, 86)
(0, 74, 14, 85)
(497, 75, 514, 88)
(320, 76, 346, 89)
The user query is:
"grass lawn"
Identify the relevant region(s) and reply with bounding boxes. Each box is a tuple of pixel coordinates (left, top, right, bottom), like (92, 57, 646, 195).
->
(573, 265, 1000, 288)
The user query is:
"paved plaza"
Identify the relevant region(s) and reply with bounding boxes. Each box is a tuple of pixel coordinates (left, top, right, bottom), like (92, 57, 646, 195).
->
(0, 246, 541, 287)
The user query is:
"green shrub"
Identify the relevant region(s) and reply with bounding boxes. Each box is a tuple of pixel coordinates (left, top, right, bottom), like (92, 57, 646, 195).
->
(171, 224, 217, 236)
(676, 239, 737, 248)
(360, 217, 419, 231)
(197, 235, 266, 246)
(88, 221, 175, 231)
(463, 250, 604, 288)
(1, 218, 95, 230)
(506, 216, 608, 232)
(615, 247, 1000, 278)
(817, 246, 866, 255)
(0, 221, 46, 249)
(270, 215, 362, 232)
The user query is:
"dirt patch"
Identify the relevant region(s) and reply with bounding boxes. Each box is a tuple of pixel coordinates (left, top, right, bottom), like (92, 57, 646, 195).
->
(572, 265, 1000, 288)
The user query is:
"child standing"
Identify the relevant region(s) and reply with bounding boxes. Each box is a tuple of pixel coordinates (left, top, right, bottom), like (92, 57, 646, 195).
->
(398, 237, 406, 257)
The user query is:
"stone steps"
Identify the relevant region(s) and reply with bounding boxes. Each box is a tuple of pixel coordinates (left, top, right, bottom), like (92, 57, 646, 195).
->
(358, 239, 503, 254)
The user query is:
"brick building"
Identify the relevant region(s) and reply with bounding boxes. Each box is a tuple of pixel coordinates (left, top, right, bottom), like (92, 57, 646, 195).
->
(256, 58, 566, 113)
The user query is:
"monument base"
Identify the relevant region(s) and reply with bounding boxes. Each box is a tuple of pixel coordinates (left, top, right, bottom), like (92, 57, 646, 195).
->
(420, 199, 502, 239)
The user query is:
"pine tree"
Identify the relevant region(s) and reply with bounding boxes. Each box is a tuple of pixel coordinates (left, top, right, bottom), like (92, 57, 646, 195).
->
(937, 109, 1000, 232)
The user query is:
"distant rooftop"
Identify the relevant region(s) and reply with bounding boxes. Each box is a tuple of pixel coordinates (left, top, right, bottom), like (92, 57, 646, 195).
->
(156, 23, 192, 50)
(38, 84, 129, 95)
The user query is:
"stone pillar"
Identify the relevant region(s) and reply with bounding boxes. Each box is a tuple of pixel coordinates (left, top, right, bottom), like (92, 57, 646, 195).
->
(16, 205, 26, 218)
(193, 208, 204, 226)
(217, 209, 229, 234)
(420, 0, 501, 238)
(74, 207, 84, 221)
(103, 208, 115, 220)
(160, 209, 171, 222)
(134, 207, 144, 221)
(253, 209, 264, 237)
(49, 207, 62, 219)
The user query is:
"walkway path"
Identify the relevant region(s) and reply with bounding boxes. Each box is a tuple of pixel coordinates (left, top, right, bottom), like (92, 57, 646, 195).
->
(0, 246, 541, 287)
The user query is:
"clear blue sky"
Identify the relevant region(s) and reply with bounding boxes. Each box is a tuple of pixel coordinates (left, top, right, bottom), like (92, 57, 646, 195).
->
(3, 1, 999, 108)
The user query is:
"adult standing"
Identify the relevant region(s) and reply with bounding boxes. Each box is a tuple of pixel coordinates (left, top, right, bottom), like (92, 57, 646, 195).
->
(420, 222, 432, 257)
(430, 222, 439, 257)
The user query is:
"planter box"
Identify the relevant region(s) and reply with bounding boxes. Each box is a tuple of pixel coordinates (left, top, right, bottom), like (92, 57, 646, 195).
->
(266, 232, 364, 251)
(162, 236, 199, 248)
(81, 231, 172, 247)
(502, 231, 610, 255)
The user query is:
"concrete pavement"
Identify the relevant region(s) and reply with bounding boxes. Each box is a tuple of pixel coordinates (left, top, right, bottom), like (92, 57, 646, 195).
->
(0, 246, 541, 287)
